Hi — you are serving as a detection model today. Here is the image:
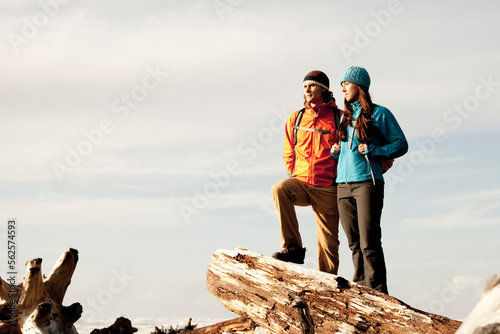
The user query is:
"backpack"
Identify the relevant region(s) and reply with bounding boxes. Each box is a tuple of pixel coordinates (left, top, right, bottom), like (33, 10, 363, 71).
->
(291, 107, 340, 174)
(368, 121, 394, 174)
(293, 107, 340, 146)
(381, 158, 394, 173)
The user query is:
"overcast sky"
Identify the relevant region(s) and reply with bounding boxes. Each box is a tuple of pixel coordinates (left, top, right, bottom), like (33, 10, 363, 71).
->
(1, 0, 499, 332)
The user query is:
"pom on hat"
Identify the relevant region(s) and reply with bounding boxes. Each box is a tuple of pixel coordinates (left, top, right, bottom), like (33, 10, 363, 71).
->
(303, 70, 329, 90)
(339, 66, 371, 89)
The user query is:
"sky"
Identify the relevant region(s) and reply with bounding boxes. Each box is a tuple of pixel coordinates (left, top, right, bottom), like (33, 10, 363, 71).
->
(0, 0, 499, 332)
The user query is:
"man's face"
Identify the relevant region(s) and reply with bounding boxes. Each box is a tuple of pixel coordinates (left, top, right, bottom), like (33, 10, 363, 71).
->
(303, 83, 325, 105)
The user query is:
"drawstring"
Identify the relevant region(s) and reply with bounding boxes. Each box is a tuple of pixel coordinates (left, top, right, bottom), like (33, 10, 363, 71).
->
(348, 127, 355, 149)
(364, 154, 376, 185)
(349, 126, 375, 185)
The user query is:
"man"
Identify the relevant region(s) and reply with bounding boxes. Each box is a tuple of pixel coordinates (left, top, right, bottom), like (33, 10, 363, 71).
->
(271, 70, 341, 274)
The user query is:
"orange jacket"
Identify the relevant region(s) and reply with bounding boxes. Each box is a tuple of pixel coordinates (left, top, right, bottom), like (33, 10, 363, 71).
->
(283, 101, 341, 186)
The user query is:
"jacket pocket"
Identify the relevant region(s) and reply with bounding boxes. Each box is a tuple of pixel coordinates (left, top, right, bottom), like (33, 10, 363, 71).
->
(353, 151, 371, 177)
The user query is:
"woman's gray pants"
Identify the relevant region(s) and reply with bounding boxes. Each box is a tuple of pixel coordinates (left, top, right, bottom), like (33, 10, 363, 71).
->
(337, 180, 388, 294)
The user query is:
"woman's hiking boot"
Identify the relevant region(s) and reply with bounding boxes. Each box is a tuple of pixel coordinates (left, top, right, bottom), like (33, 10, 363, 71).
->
(272, 243, 306, 264)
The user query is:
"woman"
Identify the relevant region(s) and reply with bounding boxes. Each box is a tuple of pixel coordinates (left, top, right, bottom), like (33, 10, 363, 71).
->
(331, 66, 408, 294)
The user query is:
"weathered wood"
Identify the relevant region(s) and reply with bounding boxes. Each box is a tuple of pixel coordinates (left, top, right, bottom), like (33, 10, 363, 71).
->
(44, 248, 79, 305)
(90, 316, 137, 334)
(18, 258, 45, 309)
(291, 297, 314, 334)
(184, 317, 257, 333)
(207, 248, 462, 334)
(0, 248, 82, 334)
(456, 274, 500, 334)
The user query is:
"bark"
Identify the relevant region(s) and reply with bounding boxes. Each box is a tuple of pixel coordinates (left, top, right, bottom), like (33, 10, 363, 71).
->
(206, 248, 462, 334)
(0, 248, 82, 334)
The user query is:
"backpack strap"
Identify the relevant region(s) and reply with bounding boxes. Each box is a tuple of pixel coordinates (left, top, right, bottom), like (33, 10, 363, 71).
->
(293, 108, 306, 147)
(290, 108, 305, 176)
(333, 107, 340, 130)
(296, 127, 332, 135)
(306, 107, 340, 135)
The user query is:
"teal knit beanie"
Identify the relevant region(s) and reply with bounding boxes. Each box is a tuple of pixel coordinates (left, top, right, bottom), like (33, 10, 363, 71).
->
(339, 66, 371, 90)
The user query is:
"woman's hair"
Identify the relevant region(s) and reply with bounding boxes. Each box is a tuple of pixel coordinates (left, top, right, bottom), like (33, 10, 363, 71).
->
(337, 84, 374, 143)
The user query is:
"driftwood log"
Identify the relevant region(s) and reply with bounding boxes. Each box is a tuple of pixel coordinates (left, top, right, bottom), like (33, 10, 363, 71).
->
(456, 274, 500, 334)
(91, 316, 137, 334)
(182, 317, 258, 333)
(0, 248, 82, 334)
(206, 248, 462, 334)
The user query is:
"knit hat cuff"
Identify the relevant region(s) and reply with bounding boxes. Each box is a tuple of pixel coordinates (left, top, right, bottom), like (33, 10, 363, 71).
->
(303, 79, 329, 90)
(303, 70, 330, 90)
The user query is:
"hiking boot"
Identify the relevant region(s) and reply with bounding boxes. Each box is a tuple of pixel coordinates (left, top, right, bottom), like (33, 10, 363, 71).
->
(272, 243, 306, 264)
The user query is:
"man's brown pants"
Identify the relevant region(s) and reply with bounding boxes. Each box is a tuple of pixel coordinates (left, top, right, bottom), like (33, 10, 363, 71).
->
(271, 178, 340, 274)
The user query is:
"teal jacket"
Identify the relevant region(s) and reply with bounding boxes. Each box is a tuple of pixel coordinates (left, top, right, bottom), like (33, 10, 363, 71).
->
(333, 102, 408, 183)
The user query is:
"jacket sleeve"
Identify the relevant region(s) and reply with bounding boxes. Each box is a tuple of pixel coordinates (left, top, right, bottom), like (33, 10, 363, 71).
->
(331, 149, 340, 160)
(365, 106, 408, 159)
(283, 113, 296, 175)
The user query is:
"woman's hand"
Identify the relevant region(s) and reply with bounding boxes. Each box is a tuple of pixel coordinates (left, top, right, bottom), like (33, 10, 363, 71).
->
(358, 143, 367, 154)
(331, 143, 341, 155)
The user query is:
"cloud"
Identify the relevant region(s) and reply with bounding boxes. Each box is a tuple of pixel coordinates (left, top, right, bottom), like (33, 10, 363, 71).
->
(0, 194, 182, 227)
(401, 188, 500, 230)
(425, 156, 467, 165)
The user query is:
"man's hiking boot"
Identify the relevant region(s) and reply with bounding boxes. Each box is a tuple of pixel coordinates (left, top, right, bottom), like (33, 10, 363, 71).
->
(272, 243, 306, 264)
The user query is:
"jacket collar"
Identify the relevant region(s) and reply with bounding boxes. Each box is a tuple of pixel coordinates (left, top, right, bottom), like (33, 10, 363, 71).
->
(351, 101, 362, 118)
(304, 100, 338, 115)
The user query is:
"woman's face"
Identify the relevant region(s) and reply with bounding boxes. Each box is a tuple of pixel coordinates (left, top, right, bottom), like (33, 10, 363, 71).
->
(341, 81, 359, 102)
